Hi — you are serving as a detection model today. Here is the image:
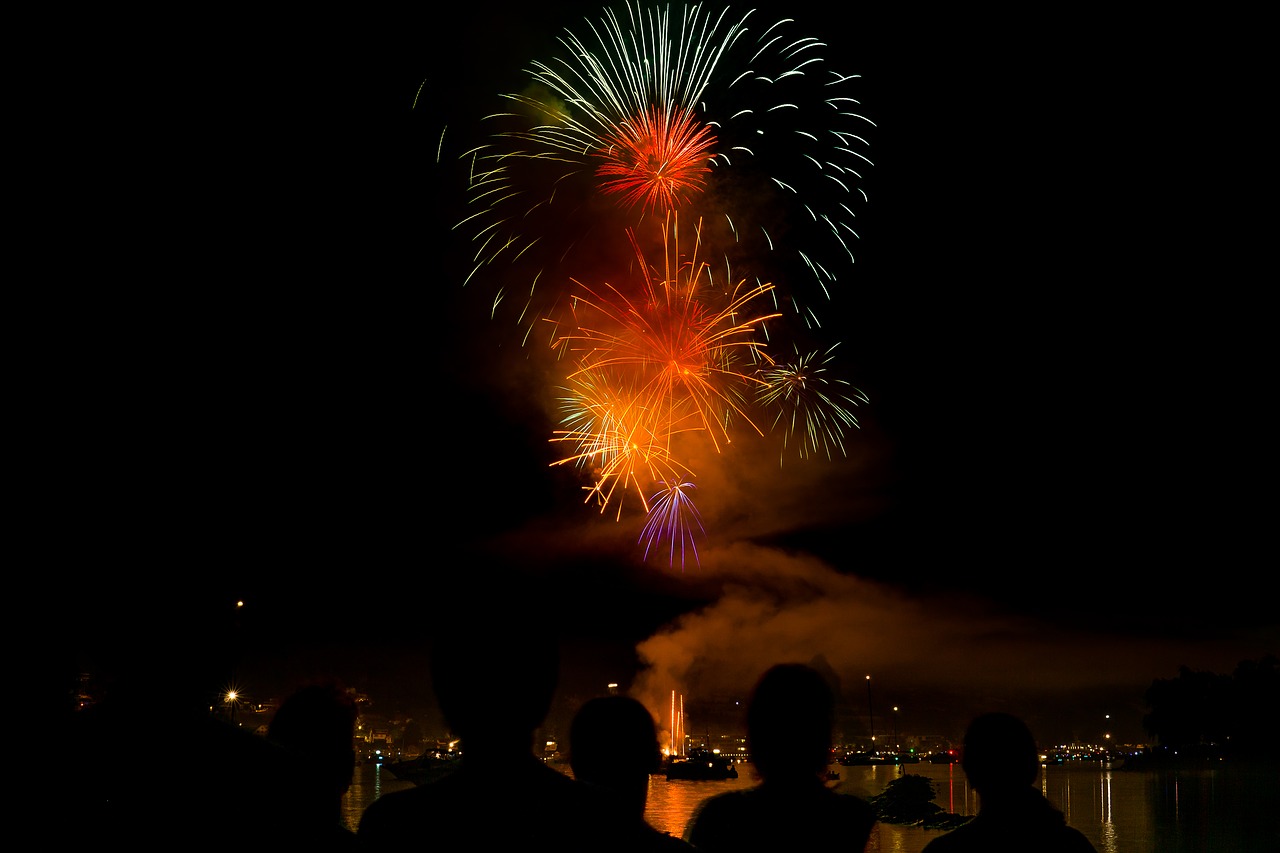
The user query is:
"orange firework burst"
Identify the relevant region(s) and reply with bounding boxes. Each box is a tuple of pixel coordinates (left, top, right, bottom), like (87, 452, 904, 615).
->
(548, 214, 780, 535)
(554, 216, 780, 454)
(595, 105, 716, 212)
(550, 367, 691, 520)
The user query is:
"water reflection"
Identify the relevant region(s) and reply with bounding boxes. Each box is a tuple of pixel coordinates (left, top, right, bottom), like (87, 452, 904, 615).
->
(645, 766, 754, 837)
(342, 760, 414, 832)
(1098, 767, 1116, 853)
(343, 759, 1278, 852)
(937, 762, 975, 816)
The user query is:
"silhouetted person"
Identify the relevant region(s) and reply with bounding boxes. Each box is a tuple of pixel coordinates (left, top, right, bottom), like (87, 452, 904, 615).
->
(356, 565, 605, 851)
(569, 695, 696, 852)
(683, 663, 877, 852)
(60, 594, 337, 850)
(920, 712, 1098, 853)
(267, 679, 362, 848)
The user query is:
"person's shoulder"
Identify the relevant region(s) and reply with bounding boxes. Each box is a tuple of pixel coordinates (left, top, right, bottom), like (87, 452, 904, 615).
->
(520, 759, 602, 809)
(650, 827, 697, 852)
(827, 788, 876, 826)
(684, 790, 741, 820)
(622, 822, 696, 852)
(826, 787, 874, 807)
(356, 782, 442, 841)
(920, 818, 1096, 853)
(919, 824, 974, 853)
(683, 789, 754, 847)
(1061, 825, 1100, 852)
(532, 758, 588, 787)
(689, 787, 752, 817)
(919, 831, 954, 849)
(357, 774, 500, 850)
(321, 824, 364, 852)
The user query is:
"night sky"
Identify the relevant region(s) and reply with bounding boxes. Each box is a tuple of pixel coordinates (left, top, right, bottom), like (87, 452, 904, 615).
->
(56, 3, 1271, 749)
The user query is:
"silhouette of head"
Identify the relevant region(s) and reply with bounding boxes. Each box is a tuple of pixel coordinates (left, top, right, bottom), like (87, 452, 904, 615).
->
(429, 567, 560, 749)
(267, 680, 358, 800)
(747, 663, 834, 782)
(570, 695, 661, 818)
(959, 712, 1041, 795)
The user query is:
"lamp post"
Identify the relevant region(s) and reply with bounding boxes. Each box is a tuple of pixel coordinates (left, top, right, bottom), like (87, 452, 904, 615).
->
(893, 706, 899, 752)
(865, 675, 875, 749)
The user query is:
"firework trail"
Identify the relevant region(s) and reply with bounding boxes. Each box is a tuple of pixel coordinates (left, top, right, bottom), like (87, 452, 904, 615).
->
(456, 1, 874, 343)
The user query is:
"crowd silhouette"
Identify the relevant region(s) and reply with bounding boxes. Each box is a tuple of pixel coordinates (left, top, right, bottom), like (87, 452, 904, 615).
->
(59, 598, 346, 850)
(61, 573, 1103, 853)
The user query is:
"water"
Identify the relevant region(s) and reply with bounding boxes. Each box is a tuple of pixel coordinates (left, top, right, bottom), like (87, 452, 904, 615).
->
(343, 759, 1279, 852)
(342, 759, 416, 831)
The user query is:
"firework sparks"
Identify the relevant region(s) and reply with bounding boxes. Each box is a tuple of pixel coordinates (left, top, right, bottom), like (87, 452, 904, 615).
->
(457, 1, 874, 339)
(548, 214, 781, 554)
(553, 216, 780, 453)
(595, 104, 716, 211)
(641, 479, 704, 569)
(756, 343, 869, 463)
(549, 367, 691, 519)
(444, 5, 878, 563)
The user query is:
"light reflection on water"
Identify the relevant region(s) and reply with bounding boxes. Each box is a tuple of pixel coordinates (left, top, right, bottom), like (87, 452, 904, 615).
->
(342, 760, 415, 833)
(644, 763, 757, 837)
(344, 759, 1278, 853)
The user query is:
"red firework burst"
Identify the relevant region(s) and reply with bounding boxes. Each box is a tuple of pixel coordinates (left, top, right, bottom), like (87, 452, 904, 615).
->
(595, 105, 716, 212)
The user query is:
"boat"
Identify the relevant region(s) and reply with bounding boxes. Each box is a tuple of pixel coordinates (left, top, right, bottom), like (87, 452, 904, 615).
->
(665, 749, 739, 780)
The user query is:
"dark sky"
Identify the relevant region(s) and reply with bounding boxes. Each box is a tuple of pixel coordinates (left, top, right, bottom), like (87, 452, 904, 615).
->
(56, 3, 1271, 749)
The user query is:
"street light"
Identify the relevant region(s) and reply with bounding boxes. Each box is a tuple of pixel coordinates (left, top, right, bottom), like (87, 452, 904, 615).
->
(893, 706, 899, 751)
(225, 690, 239, 726)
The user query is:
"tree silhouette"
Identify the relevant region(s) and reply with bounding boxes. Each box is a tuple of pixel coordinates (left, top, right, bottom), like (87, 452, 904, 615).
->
(1142, 655, 1278, 761)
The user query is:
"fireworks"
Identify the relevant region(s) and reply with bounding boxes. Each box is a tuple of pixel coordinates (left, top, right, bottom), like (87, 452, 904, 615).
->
(550, 367, 691, 519)
(457, 1, 875, 340)
(756, 343, 869, 463)
(554, 219, 780, 451)
(444, 4, 876, 565)
(641, 480, 704, 569)
(595, 104, 716, 211)
(550, 215, 778, 516)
